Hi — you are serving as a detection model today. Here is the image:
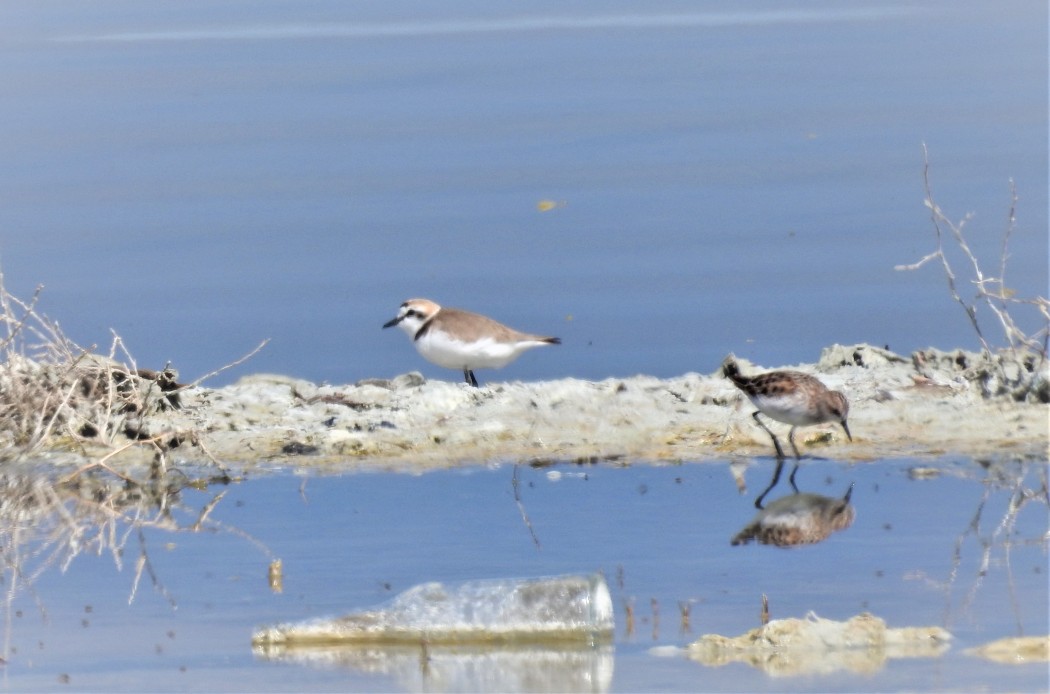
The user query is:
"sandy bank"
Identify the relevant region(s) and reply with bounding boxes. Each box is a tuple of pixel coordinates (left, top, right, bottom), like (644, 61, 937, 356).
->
(88, 343, 1046, 473)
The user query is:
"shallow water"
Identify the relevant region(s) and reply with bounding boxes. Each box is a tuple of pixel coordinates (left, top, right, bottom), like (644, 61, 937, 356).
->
(1, 458, 1046, 692)
(0, 7, 1046, 690)
(0, 0, 1046, 386)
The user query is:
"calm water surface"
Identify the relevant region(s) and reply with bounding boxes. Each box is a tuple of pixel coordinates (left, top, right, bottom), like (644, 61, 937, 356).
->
(0, 1, 1046, 386)
(0, 4, 1047, 691)
(1, 458, 1046, 692)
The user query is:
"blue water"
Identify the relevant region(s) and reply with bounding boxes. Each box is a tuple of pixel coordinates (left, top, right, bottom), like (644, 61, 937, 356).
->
(0, 7, 1045, 690)
(1, 459, 1046, 692)
(0, 1, 1045, 387)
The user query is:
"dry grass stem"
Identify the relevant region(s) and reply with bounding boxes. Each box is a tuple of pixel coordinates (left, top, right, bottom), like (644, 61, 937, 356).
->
(188, 338, 270, 389)
(511, 463, 542, 548)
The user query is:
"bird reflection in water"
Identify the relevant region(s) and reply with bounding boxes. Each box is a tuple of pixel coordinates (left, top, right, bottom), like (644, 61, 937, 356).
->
(732, 460, 856, 548)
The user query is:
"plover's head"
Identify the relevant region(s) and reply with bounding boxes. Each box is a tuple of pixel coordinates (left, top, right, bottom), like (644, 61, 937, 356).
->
(382, 298, 441, 337)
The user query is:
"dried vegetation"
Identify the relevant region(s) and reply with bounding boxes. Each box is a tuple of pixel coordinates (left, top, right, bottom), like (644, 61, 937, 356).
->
(0, 274, 181, 466)
(0, 270, 265, 474)
(896, 145, 1050, 402)
(0, 272, 272, 647)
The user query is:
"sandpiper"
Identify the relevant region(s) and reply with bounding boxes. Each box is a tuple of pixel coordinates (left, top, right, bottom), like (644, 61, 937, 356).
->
(383, 298, 560, 387)
(722, 355, 851, 460)
(731, 484, 856, 547)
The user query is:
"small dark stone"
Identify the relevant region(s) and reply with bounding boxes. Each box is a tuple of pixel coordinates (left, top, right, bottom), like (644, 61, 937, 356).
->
(281, 441, 319, 456)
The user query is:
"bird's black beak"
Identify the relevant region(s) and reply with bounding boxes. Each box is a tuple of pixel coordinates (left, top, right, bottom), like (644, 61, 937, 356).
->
(843, 482, 855, 503)
(382, 316, 402, 329)
(841, 420, 853, 442)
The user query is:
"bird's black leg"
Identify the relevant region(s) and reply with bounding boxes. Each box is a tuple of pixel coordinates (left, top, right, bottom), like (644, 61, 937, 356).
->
(787, 426, 802, 460)
(752, 411, 785, 459)
(755, 458, 785, 509)
(787, 461, 800, 493)
(464, 369, 479, 388)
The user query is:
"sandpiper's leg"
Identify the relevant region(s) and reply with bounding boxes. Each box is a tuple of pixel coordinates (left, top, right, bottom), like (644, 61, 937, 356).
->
(755, 458, 785, 509)
(752, 411, 785, 459)
(787, 461, 800, 493)
(787, 426, 802, 460)
(464, 369, 479, 388)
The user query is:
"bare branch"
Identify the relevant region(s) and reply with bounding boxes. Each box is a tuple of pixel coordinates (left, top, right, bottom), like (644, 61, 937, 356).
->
(897, 144, 1049, 393)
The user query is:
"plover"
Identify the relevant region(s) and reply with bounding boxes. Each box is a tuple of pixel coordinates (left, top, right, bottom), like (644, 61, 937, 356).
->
(383, 298, 561, 387)
(722, 355, 851, 460)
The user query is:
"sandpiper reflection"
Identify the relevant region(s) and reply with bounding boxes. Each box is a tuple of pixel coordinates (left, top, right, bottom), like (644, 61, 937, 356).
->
(732, 463, 856, 547)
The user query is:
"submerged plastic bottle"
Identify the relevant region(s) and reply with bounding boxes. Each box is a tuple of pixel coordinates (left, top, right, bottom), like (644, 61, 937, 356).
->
(252, 572, 614, 647)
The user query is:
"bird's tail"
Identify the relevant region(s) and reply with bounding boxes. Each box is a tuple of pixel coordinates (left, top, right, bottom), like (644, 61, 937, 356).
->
(721, 355, 745, 385)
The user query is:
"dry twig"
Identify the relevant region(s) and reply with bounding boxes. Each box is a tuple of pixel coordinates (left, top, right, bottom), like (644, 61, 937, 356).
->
(895, 145, 1049, 399)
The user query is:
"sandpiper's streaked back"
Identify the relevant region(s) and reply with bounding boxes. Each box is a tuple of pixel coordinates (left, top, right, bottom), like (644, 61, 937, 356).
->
(722, 355, 851, 460)
(383, 298, 560, 387)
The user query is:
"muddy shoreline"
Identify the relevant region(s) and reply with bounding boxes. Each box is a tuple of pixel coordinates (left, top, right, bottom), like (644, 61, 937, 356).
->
(41, 343, 1046, 475)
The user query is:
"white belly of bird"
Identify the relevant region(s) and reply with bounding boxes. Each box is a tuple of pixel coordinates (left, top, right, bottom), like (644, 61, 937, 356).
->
(748, 392, 820, 426)
(415, 330, 539, 370)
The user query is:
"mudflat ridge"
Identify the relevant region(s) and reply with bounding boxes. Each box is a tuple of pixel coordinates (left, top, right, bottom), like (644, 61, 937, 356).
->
(104, 343, 1047, 473)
